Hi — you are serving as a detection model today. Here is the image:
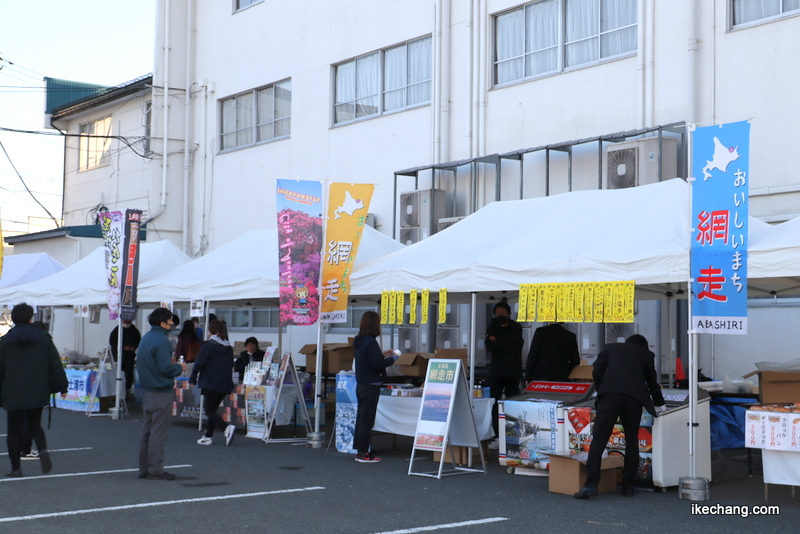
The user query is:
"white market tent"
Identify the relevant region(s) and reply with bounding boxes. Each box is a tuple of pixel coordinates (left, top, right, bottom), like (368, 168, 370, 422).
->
(138, 224, 404, 304)
(0, 253, 65, 289)
(749, 215, 800, 297)
(0, 240, 191, 307)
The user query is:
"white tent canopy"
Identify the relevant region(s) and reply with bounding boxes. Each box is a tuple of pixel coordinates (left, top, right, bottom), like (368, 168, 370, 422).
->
(352, 179, 694, 299)
(749, 215, 800, 296)
(0, 253, 65, 289)
(0, 240, 191, 307)
(138, 224, 404, 304)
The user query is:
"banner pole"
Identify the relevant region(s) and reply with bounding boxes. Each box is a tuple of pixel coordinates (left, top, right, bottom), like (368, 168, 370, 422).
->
(687, 124, 697, 479)
(115, 315, 123, 416)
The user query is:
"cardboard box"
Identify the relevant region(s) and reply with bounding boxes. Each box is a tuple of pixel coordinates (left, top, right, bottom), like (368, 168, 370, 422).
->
(568, 365, 594, 381)
(432, 442, 491, 464)
(396, 353, 435, 377)
(433, 348, 469, 368)
(742, 370, 800, 403)
(299, 343, 355, 374)
(547, 453, 624, 495)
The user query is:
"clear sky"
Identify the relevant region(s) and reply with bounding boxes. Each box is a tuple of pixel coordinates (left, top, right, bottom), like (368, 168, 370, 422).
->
(0, 0, 157, 239)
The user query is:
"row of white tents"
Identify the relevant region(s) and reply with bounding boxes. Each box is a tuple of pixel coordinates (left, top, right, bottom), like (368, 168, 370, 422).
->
(2, 178, 799, 313)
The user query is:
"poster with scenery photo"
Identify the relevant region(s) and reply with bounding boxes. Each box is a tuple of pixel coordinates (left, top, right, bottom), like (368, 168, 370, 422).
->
(413, 360, 458, 451)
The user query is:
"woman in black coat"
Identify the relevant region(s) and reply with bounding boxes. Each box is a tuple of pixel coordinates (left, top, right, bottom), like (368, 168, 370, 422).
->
(189, 320, 236, 446)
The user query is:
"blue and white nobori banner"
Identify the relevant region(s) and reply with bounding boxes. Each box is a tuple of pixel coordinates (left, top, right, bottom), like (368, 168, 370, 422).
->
(691, 120, 750, 335)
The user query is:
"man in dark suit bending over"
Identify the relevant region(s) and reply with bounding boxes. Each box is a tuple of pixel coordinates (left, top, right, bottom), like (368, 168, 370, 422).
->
(574, 334, 665, 499)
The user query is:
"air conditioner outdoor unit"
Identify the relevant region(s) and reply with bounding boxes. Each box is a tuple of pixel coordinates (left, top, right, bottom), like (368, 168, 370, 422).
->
(399, 189, 446, 233)
(399, 227, 420, 246)
(437, 216, 465, 232)
(399, 327, 419, 353)
(604, 137, 678, 189)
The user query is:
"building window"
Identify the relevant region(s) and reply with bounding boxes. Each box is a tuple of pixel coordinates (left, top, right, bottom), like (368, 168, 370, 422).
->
(334, 36, 432, 124)
(78, 116, 112, 171)
(235, 0, 263, 11)
(732, 0, 800, 26)
(143, 102, 152, 154)
(221, 79, 291, 151)
(494, 0, 637, 86)
(213, 307, 283, 330)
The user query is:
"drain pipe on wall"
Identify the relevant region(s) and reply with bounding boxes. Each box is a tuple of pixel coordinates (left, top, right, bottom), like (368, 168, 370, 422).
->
(147, 0, 171, 227)
(182, 0, 194, 254)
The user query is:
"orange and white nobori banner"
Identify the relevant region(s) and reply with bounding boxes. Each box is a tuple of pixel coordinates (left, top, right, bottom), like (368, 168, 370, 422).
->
(320, 183, 375, 323)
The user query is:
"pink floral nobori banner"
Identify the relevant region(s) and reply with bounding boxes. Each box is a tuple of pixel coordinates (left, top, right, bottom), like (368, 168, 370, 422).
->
(276, 180, 323, 326)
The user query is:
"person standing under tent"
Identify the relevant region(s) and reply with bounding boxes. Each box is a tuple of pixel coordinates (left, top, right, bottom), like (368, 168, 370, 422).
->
(524, 322, 580, 384)
(189, 320, 236, 446)
(0, 303, 68, 477)
(175, 320, 202, 363)
(137, 308, 185, 480)
(109, 319, 141, 400)
(484, 298, 524, 449)
(574, 334, 665, 499)
(352, 311, 399, 463)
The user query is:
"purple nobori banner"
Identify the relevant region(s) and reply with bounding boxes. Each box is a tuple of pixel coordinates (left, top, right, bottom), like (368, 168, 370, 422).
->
(100, 211, 124, 320)
(276, 180, 323, 326)
(119, 209, 143, 322)
(691, 121, 750, 335)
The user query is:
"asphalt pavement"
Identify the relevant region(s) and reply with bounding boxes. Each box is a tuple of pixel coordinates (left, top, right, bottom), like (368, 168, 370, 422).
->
(0, 403, 796, 534)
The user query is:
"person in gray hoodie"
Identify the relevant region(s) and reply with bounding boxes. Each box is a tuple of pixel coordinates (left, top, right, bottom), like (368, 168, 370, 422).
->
(0, 303, 68, 477)
(136, 308, 185, 480)
(189, 320, 235, 446)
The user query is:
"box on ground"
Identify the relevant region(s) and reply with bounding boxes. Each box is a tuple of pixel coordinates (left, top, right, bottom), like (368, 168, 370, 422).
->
(396, 353, 435, 377)
(547, 453, 624, 495)
(568, 365, 594, 381)
(299, 343, 354, 374)
(432, 442, 491, 464)
(742, 370, 800, 404)
(433, 348, 469, 368)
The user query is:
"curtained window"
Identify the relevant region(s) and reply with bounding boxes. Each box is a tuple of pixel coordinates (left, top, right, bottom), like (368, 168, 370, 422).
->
(221, 79, 292, 151)
(335, 36, 431, 124)
(732, 0, 800, 26)
(494, 0, 637, 85)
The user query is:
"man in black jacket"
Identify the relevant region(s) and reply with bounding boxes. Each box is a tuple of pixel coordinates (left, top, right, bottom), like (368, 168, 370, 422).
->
(484, 300, 524, 446)
(109, 320, 141, 398)
(525, 322, 580, 383)
(0, 303, 68, 477)
(574, 334, 665, 499)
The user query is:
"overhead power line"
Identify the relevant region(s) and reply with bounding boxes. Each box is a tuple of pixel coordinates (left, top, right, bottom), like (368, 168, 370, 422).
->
(0, 139, 60, 227)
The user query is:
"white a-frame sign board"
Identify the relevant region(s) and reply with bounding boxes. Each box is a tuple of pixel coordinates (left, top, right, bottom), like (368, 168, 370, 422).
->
(408, 359, 486, 478)
(263, 352, 312, 444)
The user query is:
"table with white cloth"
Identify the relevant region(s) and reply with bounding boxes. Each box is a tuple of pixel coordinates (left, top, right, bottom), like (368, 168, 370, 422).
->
(373, 395, 495, 441)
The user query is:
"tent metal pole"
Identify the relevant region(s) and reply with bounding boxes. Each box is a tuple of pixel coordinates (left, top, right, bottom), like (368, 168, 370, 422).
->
(469, 292, 477, 393)
(314, 321, 324, 436)
(115, 316, 123, 417)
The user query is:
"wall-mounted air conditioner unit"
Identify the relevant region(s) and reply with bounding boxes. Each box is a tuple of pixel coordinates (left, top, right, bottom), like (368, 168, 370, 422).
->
(399, 227, 420, 246)
(437, 216, 465, 232)
(604, 137, 678, 189)
(399, 189, 446, 234)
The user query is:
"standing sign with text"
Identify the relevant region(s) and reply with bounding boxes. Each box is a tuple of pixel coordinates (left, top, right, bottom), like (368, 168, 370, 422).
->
(691, 121, 750, 334)
(276, 180, 323, 326)
(320, 183, 374, 323)
(100, 211, 124, 320)
(413, 360, 459, 451)
(119, 209, 142, 322)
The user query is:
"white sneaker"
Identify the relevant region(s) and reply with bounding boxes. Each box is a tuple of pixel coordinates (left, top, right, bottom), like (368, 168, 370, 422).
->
(21, 451, 39, 460)
(487, 439, 500, 450)
(197, 437, 213, 446)
(224, 425, 235, 446)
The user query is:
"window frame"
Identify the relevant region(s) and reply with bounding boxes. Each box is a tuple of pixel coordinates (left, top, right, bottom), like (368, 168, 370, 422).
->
(220, 79, 291, 153)
(493, 0, 639, 88)
(729, 0, 800, 29)
(234, 0, 263, 13)
(333, 35, 432, 126)
(78, 116, 112, 172)
(211, 306, 285, 333)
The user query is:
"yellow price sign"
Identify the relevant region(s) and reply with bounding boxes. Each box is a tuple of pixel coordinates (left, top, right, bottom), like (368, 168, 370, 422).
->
(380, 291, 389, 324)
(409, 289, 418, 324)
(438, 288, 448, 324)
(421, 289, 430, 324)
(396, 291, 405, 325)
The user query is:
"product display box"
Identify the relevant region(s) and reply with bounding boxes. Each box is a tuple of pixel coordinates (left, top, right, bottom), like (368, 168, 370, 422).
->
(547, 453, 624, 495)
(396, 353, 435, 377)
(742, 370, 800, 404)
(433, 348, 469, 368)
(568, 365, 594, 381)
(299, 343, 355, 374)
(432, 442, 491, 464)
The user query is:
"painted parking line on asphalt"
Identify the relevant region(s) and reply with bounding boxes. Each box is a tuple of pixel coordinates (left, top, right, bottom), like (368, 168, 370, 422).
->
(0, 447, 93, 456)
(0, 464, 192, 482)
(373, 517, 509, 534)
(0, 486, 326, 523)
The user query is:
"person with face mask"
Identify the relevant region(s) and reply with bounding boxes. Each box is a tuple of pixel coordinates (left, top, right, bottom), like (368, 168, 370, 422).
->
(484, 298, 524, 449)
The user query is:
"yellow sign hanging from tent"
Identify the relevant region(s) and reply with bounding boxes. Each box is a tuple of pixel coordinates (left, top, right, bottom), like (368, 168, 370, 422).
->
(388, 290, 397, 324)
(516, 281, 635, 323)
(396, 291, 405, 325)
(409, 290, 418, 324)
(380, 291, 389, 324)
(438, 289, 448, 324)
(421, 289, 430, 324)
